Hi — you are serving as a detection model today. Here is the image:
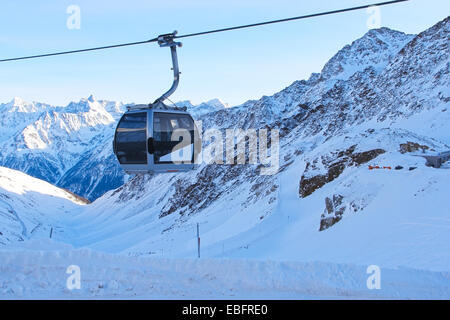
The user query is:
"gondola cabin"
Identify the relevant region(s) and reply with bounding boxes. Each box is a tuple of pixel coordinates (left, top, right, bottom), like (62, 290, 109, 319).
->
(113, 103, 199, 174)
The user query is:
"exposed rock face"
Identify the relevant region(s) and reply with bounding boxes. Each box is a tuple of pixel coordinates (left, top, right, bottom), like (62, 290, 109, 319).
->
(319, 194, 362, 231)
(320, 194, 344, 231)
(111, 174, 153, 202)
(160, 165, 229, 218)
(159, 164, 278, 218)
(399, 141, 430, 153)
(299, 146, 386, 198)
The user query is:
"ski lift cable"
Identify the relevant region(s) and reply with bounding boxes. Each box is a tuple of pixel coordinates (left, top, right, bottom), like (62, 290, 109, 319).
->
(0, 0, 409, 63)
(0, 39, 158, 63)
(175, 0, 409, 40)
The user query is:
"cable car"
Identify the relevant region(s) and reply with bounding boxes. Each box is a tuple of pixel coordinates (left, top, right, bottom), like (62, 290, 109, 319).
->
(113, 32, 200, 174)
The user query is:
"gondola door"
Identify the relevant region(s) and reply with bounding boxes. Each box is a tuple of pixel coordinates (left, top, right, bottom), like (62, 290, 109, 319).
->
(114, 111, 150, 173)
(149, 111, 196, 172)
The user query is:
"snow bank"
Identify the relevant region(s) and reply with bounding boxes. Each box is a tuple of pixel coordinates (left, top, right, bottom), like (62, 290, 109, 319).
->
(1, 244, 448, 299)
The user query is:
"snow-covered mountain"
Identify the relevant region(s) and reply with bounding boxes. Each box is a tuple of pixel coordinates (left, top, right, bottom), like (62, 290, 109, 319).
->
(0, 95, 125, 199)
(0, 95, 228, 200)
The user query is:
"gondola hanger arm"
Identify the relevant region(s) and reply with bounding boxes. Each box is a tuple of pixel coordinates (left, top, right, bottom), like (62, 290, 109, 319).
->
(151, 31, 183, 107)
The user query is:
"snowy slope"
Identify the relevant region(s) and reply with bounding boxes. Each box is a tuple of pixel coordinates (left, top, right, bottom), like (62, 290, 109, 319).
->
(0, 167, 87, 245)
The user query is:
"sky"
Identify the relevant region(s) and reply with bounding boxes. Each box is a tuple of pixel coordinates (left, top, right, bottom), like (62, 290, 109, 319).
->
(0, 0, 448, 107)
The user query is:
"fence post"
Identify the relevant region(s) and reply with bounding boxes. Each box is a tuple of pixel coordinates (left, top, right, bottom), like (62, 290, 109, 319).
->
(197, 223, 200, 258)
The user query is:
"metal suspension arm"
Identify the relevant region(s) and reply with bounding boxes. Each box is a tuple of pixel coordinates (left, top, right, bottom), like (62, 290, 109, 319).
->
(152, 31, 182, 105)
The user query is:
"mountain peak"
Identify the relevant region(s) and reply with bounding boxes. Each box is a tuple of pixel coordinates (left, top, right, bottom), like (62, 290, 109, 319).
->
(65, 95, 108, 113)
(170, 99, 228, 118)
(361, 26, 413, 46)
(365, 26, 405, 37)
(203, 98, 229, 109)
(185, 99, 229, 118)
(2, 97, 41, 113)
(11, 96, 27, 105)
(319, 26, 415, 81)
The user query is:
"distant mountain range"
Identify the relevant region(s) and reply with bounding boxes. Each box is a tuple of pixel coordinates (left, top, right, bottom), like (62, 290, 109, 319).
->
(0, 95, 226, 200)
